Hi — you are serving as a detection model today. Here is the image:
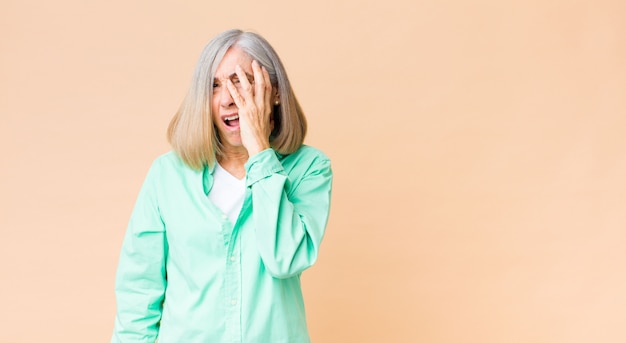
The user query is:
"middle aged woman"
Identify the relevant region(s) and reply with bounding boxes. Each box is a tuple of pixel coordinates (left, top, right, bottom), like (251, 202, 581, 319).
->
(112, 29, 333, 342)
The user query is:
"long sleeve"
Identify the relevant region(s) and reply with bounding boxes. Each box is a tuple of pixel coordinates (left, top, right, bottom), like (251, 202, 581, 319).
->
(245, 147, 333, 279)
(109, 149, 328, 341)
(112, 161, 168, 343)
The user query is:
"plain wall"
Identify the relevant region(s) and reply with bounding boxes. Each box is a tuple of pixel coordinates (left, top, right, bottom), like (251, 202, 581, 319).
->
(1, 0, 625, 342)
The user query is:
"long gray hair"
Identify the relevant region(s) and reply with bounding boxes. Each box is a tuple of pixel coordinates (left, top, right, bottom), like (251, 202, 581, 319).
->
(167, 29, 307, 170)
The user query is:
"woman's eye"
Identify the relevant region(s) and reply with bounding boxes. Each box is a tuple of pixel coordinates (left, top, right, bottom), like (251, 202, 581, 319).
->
(212, 83, 219, 88)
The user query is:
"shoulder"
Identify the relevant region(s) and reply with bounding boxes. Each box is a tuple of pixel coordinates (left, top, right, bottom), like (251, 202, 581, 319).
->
(145, 151, 199, 182)
(279, 145, 332, 179)
(281, 145, 331, 166)
(150, 151, 190, 170)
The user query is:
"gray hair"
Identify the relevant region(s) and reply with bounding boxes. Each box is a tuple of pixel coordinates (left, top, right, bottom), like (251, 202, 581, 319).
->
(168, 29, 307, 170)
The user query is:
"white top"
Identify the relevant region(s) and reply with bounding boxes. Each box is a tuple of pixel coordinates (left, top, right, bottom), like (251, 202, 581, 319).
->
(208, 163, 246, 224)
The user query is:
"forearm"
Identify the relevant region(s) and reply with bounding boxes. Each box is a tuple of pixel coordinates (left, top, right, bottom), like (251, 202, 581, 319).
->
(246, 149, 332, 278)
(112, 228, 167, 342)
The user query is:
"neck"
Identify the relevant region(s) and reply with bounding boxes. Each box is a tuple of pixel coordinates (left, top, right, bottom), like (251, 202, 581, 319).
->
(217, 146, 249, 179)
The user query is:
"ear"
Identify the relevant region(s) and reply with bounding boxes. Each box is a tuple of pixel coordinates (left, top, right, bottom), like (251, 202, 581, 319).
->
(272, 89, 280, 105)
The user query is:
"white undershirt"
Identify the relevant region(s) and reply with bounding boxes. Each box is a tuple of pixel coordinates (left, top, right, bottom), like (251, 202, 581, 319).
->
(208, 163, 246, 224)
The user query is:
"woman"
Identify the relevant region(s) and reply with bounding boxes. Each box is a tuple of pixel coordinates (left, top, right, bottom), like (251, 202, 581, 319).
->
(111, 29, 333, 342)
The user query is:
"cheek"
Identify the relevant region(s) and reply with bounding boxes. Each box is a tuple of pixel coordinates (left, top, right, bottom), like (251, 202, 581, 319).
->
(211, 112, 221, 129)
(210, 96, 220, 119)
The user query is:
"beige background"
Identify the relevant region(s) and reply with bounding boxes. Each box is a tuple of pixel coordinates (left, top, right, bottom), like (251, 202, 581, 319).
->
(1, 0, 625, 342)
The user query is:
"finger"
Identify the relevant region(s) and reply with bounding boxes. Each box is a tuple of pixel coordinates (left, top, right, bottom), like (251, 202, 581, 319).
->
(225, 79, 245, 109)
(252, 60, 266, 107)
(234, 65, 253, 97)
(261, 66, 272, 109)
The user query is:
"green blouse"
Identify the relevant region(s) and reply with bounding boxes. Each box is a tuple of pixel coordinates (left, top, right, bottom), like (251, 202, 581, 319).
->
(112, 146, 333, 342)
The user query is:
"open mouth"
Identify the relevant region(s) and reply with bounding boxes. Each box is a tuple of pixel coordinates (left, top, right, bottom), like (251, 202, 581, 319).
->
(224, 114, 240, 127)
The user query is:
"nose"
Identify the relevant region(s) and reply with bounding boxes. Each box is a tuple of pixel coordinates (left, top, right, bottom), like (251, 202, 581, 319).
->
(218, 86, 235, 108)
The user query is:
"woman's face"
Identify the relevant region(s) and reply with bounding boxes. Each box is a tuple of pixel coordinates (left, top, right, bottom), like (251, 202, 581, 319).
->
(211, 47, 255, 150)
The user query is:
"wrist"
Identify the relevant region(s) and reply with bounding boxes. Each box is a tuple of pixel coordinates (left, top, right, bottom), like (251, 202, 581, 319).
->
(246, 141, 271, 157)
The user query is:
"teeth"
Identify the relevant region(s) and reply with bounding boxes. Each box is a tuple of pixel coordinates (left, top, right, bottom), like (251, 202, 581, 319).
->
(224, 115, 239, 121)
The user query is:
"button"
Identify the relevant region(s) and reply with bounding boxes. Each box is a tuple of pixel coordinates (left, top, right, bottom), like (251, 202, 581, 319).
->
(231, 299, 237, 305)
(222, 214, 228, 220)
(230, 256, 236, 262)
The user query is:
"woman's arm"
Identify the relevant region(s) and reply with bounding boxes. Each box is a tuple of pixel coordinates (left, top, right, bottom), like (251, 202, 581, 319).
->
(112, 162, 167, 343)
(245, 148, 333, 279)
